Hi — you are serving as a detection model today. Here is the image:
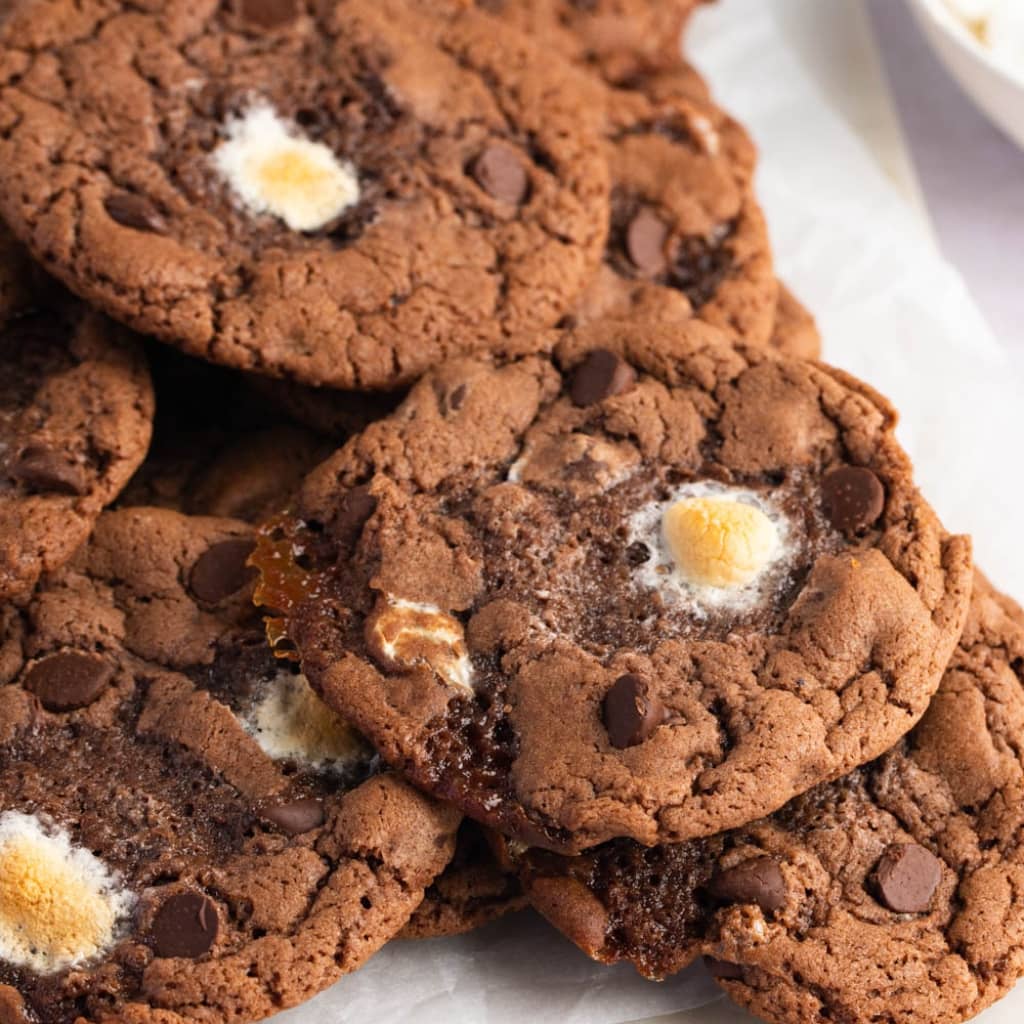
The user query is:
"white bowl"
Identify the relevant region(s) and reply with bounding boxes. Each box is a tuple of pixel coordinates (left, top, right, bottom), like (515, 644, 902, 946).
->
(907, 0, 1024, 149)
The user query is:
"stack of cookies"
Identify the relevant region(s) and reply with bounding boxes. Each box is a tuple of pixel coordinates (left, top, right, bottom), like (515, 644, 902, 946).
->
(0, 3, 1019, 1024)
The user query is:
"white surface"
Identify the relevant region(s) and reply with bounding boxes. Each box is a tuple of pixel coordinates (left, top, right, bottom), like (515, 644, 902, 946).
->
(906, 0, 1024, 149)
(271, 2, 1024, 1021)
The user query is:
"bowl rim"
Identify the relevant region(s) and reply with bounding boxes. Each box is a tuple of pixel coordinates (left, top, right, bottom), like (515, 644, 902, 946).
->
(908, 0, 1024, 90)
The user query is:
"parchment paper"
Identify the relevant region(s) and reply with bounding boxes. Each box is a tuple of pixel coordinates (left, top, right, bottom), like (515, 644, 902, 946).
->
(273, 2, 1024, 1020)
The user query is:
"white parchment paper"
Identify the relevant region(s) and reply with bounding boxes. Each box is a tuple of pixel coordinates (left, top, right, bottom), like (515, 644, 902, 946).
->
(273, 2, 1024, 1021)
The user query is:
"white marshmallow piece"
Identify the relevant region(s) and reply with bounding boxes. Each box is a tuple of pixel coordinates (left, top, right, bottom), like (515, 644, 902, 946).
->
(212, 102, 360, 232)
(0, 812, 132, 973)
(242, 669, 368, 771)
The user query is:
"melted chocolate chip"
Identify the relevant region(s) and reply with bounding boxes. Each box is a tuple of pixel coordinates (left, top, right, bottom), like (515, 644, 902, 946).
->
(602, 674, 665, 749)
(570, 349, 637, 406)
(471, 145, 529, 205)
(23, 650, 113, 712)
(188, 538, 258, 604)
(103, 193, 167, 235)
(9, 445, 89, 495)
(625, 207, 669, 275)
(873, 843, 942, 914)
(259, 797, 326, 835)
(234, 0, 299, 29)
(707, 857, 787, 913)
(150, 892, 220, 959)
(821, 466, 885, 534)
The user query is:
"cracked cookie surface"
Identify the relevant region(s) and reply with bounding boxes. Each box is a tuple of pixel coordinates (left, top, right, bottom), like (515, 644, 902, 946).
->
(0, 506, 458, 1024)
(285, 320, 972, 853)
(0, 0, 608, 390)
(519, 575, 1024, 1024)
(0, 293, 153, 603)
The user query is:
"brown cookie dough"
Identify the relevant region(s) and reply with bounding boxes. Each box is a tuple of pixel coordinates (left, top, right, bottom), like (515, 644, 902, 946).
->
(0, 507, 459, 1024)
(401, 821, 525, 940)
(282, 320, 972, 854)
(519, 576, 1024, 1024)
(0, 0, 609, 391)
(769, 282, 821, 360)
(475, 0, 708, 83)
(0, 297, 153, 603)
(565, 72, 777, 346)
(0, 220, 36, 323)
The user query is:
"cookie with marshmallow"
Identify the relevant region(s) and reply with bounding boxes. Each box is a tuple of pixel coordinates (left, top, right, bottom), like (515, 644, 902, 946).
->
(0, 506, 458, 1024)
(0, 0, 609, 390)
(283, 319, 972, 855)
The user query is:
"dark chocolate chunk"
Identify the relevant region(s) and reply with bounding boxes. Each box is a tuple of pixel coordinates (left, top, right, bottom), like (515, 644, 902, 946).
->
(23, 650, 113, 712)
(234, 0, 299, 29)
(873, 843, 942, 914)
(821, 466, 885, 534)
(10, 446, 89, 495)
(570, 349, 637, 406)
(602, 673, 665, 749)
(472, 145, 529, 205)
(151, 892, 220, 959)
(188, 538, 258, 604)
(260, 797, 326, 836)
(104, 193, 167, 235)
(707, 857, 787, 913)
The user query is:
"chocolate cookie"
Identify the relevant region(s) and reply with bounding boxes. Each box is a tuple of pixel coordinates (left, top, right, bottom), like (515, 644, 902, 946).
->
(0, 221, 35, 324)
(401, 821, 525, 940)
(282, 320, 972, 853)
(769, 283, 821, 360)
(0, 507, 459, 1024)
(518, 575, 1024, 1024)
(0, 0, 608, 391)
(0, 299, 153, 602)
(476, 0, 707, 83)
(566, 73, 778, 346)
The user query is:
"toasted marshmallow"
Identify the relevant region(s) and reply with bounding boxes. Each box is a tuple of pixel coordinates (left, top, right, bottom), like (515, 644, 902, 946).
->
(663, 495, 779, 589)
(0, 812, 132, 973)
(213, 102, 360, 232)
(366, 597, 474, 695)
(628, 483, 790, 613)
(945, 0, 998, 24)
(242, 669, 368, 771)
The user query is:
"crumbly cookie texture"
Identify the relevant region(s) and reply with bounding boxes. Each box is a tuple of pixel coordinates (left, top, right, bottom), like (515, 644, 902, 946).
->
(286, 321, 972, 854)
(0, 0, 608, 390)
(475, 0, 708, 83)
(0, 297, 153, 602)
(769, 282, 822, 360)
(519, 576, 1024, 1024)
(0, 507, 458, 1024)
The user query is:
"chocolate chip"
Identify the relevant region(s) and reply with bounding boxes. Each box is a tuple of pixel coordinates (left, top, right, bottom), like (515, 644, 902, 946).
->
(873, 843, 942, 914)
(821, 466, 885, 534)
(625, 207, 669, 275)
(151, 892, 219, 959)
(104, 193, 167, 235)
(471, 145, 529, 205)
(24, 651, 113, 712)
(234, 0, 299, 29)
(259, 797, 326, 835)
(625, 541, 651, 566)
(334, 486, 377, 547)
(187, 538, 258, 604)
(703, 956, 745, 980)
(602, 673, 665, 749)
(9, 445, 89, 495)
(570, 349, 637, 406)
(448, 383, 467, 412)
(708, 857, 787, 913)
